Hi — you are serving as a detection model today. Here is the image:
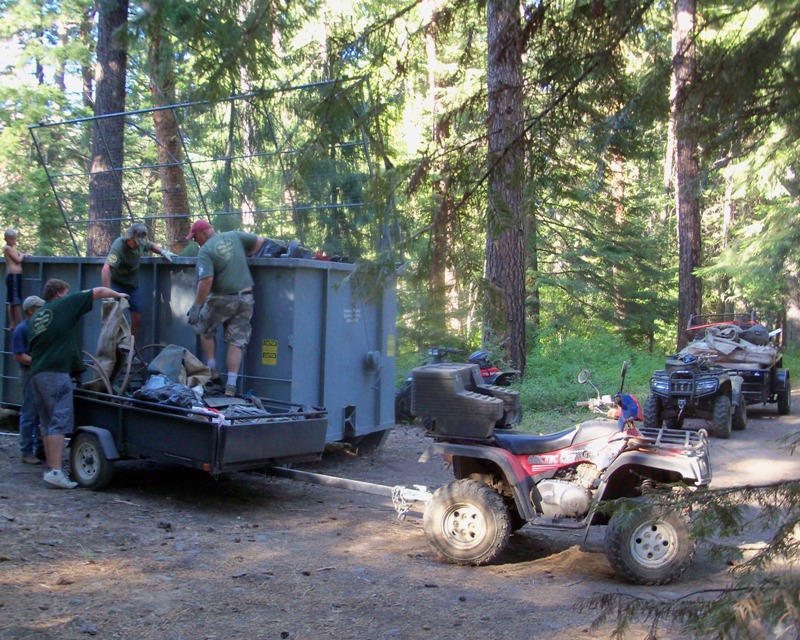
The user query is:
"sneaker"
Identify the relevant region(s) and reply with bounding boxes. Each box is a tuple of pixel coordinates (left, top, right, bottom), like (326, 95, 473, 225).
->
(43, 469, 78, 489)
(21, 455, 42, 465)
(224, 384, 237, 397)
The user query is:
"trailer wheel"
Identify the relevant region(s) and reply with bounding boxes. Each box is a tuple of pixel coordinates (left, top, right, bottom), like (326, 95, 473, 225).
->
(643, 395, 662, 428)
(70, 432, 114, 490)
(709, 394, 732, 439)
(605, 497, 695, 585)
(777, 379, 792, 416)
(423, 479, 510, 566)
(732, 399, 747, 431)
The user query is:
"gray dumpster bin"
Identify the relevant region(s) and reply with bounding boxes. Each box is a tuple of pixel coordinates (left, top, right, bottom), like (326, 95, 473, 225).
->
(1, 255, 397, 445)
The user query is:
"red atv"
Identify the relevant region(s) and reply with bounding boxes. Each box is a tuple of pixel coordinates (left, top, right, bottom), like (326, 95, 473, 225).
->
(413, 362, 711, 585)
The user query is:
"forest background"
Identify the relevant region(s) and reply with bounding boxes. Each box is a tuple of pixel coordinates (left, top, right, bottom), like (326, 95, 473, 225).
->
(0, 0, 799, 391)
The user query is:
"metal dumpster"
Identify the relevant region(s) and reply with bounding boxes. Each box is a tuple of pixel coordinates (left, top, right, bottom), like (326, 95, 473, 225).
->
(0, 255, 397, 444)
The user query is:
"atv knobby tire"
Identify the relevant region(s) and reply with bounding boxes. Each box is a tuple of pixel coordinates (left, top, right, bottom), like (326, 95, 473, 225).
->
(732, 399, 747, 431)
(643, 394, 662, 429)
(604, 497, 695, 585)
(423, 479, 511, 566)
(710, 394, 732, 439)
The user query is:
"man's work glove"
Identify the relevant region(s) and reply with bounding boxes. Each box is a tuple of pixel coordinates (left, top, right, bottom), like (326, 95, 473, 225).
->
(161, 250, 177, 263)
(187, 303, 202, 326)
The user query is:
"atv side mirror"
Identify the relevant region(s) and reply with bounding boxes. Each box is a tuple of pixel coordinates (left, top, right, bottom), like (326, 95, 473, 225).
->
(578, 369, 590, 384)
(620, 361, 628, 378)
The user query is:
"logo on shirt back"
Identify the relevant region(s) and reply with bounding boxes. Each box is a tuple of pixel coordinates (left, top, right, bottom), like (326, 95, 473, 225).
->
(215, 238, 234, 263)
(30, 308, 53, 336)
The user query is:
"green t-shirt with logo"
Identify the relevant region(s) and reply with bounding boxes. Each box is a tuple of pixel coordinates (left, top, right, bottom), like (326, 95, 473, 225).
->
(30, 290, 94, 376)
(196, 231, 259, 295)
(105, 236, 153, 287)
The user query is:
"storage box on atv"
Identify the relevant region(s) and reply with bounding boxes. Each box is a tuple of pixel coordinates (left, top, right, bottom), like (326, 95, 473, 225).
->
(410, 363, 520, 437)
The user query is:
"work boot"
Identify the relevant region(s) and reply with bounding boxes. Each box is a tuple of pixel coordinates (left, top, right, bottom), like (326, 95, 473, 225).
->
(43, 469, 78, 489)
(225, 384, 237, 398)
(21, 455, 42, 465)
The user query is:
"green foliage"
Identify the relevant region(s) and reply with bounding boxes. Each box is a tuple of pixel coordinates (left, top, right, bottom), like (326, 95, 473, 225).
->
(516, 332, 665, 432)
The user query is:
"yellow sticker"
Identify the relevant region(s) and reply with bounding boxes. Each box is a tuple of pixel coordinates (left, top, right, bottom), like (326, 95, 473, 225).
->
(386, 334, 395, 358)
(262, 339, 278, 365)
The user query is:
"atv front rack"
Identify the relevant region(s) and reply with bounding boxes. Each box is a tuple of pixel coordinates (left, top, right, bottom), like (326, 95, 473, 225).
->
(633, 426, 709, 454)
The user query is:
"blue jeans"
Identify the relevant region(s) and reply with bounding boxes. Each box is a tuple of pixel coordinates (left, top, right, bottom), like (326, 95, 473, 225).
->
(19, 374, 43, 457)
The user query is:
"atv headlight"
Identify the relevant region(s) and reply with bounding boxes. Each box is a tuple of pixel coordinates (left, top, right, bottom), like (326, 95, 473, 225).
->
(651, 379, 670, 393)
(696, 378, 719, 394)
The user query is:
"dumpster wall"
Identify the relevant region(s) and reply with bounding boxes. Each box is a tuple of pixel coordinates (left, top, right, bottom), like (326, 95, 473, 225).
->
(1, 256, 397, 443)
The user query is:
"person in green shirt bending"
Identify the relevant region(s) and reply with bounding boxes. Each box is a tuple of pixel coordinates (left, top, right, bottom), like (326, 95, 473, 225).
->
(101, 223, 175, 342)
(29, 279, 128, 489)
(185, 220, 267, 397)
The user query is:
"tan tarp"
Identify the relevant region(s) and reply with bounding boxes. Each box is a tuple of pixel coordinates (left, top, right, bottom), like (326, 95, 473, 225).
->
(680, 325, 780, 368)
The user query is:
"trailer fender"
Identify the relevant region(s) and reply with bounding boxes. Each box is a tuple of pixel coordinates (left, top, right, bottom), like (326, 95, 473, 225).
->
(419, 442, 536, 521)
(72, 426, 121, 460)
(774, 369, 790, 391)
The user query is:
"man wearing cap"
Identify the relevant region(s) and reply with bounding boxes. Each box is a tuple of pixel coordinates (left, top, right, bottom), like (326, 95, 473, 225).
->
(12, 295, 45, 464)
(185, 220, 266, 397)
(101, 223, 176, 342)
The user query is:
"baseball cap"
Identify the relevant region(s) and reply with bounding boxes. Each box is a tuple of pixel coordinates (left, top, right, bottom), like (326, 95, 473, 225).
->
(125, 223, 149, 240)
(186, 219, 212, 241)
(23, 295, 44, 313)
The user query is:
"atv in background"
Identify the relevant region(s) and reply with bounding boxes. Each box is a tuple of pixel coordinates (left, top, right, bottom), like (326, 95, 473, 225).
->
(683, 312, 791, 416)
(644, 353, 745, 439)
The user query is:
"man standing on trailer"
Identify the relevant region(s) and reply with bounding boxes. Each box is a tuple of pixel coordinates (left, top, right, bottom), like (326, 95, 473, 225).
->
(29, 279, 129, 489)
(102, 223, 175, 342)
(185, 220, 266, 397)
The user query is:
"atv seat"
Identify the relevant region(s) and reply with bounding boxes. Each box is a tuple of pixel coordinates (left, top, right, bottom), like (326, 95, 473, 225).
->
(493, 419, 621, 455)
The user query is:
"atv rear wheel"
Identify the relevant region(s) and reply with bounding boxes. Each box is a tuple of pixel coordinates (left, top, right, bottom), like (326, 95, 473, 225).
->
(710, 394, 732, 439)
(777, 378, 792, 416)
(605, 497, 695, 585)
(423, 479, 511, 566)
(732, 399, 747, 431)
(642, 395, 662, 429)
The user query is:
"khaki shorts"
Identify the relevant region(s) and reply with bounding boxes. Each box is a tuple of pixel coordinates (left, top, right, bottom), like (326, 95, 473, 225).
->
(194, 292, 254, 348)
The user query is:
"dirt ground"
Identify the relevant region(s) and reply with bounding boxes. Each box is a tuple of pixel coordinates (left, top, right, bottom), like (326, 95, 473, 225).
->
(1, 399, 798, 640)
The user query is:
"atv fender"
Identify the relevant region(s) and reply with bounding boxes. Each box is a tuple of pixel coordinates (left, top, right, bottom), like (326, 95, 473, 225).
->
(730, 375, 744, 408)
(420, 442, 536, 521)
(599, 449, 711, 495)
(71, 426, 121, 460)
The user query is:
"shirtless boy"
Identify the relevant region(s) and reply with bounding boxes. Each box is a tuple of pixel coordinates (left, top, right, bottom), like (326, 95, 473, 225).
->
(3, 229, 31, 330)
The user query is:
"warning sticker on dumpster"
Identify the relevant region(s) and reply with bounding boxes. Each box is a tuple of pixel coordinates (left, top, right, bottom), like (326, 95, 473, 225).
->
(262, 339, 278, 365)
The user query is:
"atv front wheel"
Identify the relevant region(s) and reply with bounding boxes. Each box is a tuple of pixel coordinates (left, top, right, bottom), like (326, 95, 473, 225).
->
(423, 479, 511, 566)
(732, 399, 747, 431)
(605, 497, 695, 585)
(710, 394, 732, 439)
(643, 395, 662, 429)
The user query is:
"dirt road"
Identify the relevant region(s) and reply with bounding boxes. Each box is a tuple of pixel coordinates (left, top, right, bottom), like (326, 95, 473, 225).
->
(1, 400, 798, 640)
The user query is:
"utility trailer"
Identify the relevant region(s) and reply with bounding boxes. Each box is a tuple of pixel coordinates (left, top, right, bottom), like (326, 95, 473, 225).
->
(69, 387, 329, 490)
(684, 313, 791, 416)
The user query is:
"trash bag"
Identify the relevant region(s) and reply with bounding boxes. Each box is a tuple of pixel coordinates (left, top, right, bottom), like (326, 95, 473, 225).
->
(132, 374, 198, 410)
(740, 324, 770, 346)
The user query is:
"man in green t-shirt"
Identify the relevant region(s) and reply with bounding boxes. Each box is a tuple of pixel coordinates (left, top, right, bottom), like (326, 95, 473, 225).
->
(102, 223, 175, 341)
(29, 278, 129, 489)
(185, 220, 266, 397)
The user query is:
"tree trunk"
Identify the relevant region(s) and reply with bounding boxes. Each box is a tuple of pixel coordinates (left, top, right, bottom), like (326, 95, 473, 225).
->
(671, 0, 702, 351)
(148, 22, 191, 252)
(88, 0, 129, 256)
(485, 0, 526, 373)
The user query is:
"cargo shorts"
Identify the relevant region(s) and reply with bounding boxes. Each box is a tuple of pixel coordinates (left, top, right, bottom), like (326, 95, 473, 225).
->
(30, 371, 74, 436)
(194, 292, 254, 348)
